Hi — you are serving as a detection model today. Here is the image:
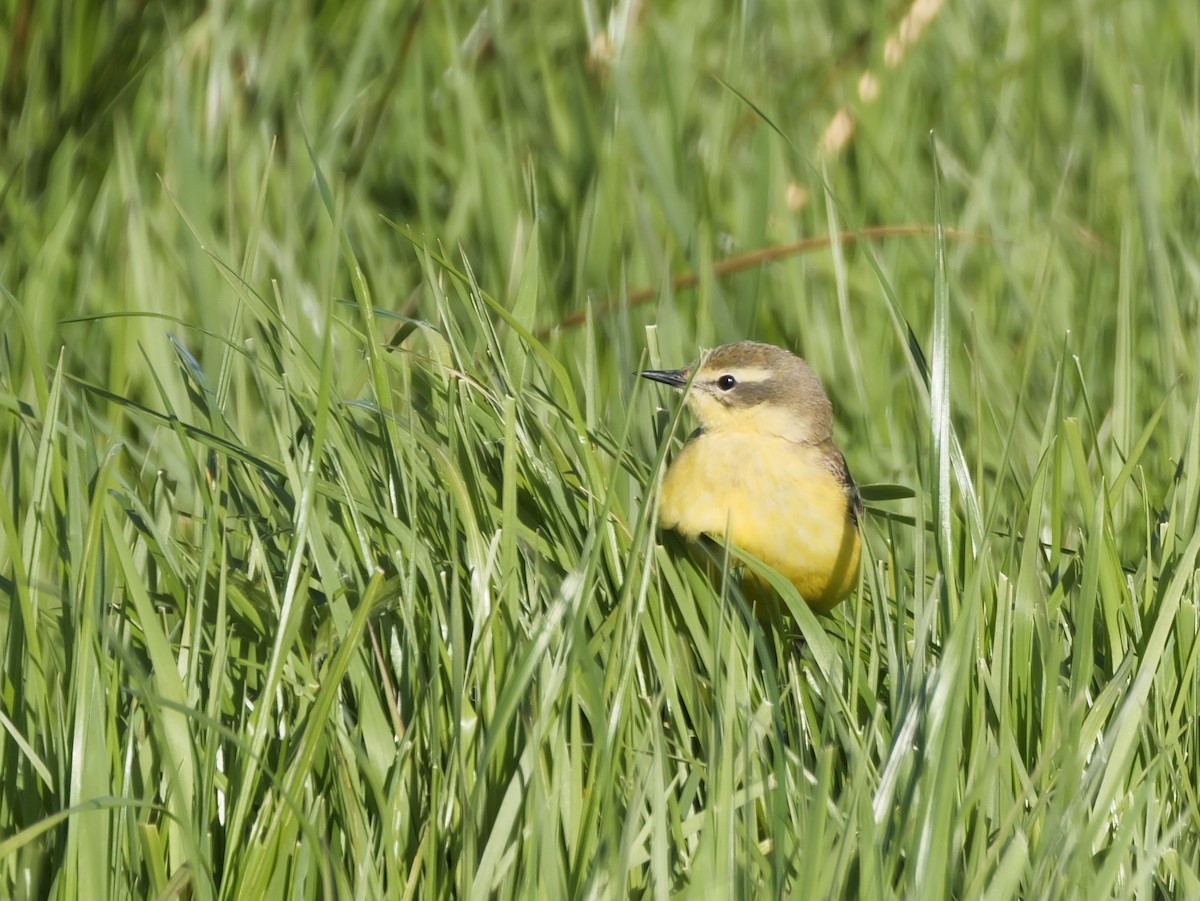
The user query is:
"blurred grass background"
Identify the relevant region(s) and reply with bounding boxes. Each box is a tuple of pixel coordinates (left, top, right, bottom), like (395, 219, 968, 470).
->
(3, 0, 1200, 896)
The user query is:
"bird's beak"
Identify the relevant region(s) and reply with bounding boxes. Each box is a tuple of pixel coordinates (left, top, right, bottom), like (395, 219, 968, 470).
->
(639, 368, 689, 389)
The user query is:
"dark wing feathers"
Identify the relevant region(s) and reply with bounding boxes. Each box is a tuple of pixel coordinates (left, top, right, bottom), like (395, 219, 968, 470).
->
(828, 448, 863, 527)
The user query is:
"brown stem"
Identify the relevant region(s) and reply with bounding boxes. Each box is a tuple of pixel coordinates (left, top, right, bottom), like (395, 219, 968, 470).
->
(538, 224, 989, 337)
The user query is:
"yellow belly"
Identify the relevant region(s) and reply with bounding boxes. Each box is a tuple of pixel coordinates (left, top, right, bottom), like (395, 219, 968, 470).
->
(658, 432, 861, 613)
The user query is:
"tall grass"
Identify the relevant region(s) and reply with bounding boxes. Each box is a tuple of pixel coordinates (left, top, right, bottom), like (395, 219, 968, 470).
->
(2, 0, 1199, 896)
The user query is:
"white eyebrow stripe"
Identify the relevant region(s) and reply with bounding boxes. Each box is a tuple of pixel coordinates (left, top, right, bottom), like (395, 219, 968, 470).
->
(709, 366, 772, 383)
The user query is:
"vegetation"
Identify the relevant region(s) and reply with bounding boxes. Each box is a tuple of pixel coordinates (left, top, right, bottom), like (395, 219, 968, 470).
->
(2, 0, 1198, 896)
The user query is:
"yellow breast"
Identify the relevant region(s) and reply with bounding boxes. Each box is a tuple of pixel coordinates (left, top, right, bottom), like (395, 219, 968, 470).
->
(658, 431, 860, 612)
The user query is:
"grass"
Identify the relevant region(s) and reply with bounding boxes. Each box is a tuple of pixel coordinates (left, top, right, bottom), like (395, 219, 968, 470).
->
(2, 0, 1200, 896)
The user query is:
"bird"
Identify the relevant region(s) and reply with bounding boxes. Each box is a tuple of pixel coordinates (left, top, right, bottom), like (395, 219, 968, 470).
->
(641, 340, 862, 614)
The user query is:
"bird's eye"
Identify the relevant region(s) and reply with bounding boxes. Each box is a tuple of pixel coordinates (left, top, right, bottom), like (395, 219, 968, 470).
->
(717, 374, 737, 391)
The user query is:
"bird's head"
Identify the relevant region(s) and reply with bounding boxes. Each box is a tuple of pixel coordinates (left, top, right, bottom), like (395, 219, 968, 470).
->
(641, 341, 833, 445)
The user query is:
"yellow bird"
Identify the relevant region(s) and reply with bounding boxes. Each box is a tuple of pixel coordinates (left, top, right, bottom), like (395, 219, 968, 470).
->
(642, 341, 862, 614)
